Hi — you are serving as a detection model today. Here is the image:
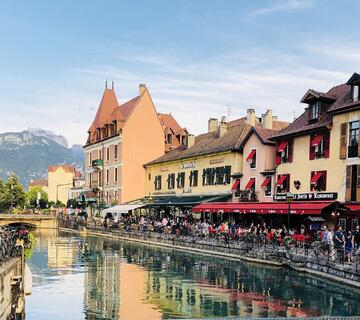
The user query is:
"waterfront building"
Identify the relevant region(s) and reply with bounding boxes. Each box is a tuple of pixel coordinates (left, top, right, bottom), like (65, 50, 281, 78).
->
(47, 165, 80, 205)
(143, 109, 287, 219)
(270, 72, 360, 230)
(236, 110, 282, 203)
(84, 83, 185, 208)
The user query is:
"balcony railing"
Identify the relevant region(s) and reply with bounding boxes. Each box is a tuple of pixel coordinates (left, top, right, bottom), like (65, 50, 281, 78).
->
(236, 190, 258, 202)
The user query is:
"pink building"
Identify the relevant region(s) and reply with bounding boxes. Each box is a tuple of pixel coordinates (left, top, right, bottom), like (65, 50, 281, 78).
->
(84, 83, 184, 207)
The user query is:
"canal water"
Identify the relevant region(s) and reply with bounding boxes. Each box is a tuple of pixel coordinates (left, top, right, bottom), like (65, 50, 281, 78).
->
(25, 231, 360, 319)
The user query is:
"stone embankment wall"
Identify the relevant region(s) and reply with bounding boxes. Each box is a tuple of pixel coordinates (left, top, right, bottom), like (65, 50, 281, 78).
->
(0, 257, 22, 320)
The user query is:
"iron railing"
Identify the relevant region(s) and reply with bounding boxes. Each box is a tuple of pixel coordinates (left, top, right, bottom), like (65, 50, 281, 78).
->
(0, 228, 21, 264)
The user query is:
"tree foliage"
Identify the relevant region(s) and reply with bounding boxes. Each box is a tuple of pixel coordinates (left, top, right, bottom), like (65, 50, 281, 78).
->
(25, 186, 48, 209)
(0, 174, 26, 212)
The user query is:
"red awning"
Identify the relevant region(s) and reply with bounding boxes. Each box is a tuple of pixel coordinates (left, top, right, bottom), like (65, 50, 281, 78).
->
(345, 204, 360, 213)
(311, 172, 323, 184)
(231, 179, 240, 191)
(276, 175, 287, 187)
(245, 178, 255, 190)
(261, 177, 271, 188)
(246, 150, 256, 161)
(192, 201, 335, 215)
(277, 141, 288, 152)
(311, 134, 324, 147)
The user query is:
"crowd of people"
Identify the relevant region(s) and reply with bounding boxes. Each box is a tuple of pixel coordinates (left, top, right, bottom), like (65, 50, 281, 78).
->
(319, 224, 360, 263)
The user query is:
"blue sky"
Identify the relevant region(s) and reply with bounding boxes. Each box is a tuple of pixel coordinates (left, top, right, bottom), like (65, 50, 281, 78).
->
(0, 0, 359, 146)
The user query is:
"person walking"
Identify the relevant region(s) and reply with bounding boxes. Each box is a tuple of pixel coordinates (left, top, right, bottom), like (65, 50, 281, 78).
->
(334, 226, 345, 262)
(345, 231, 353, 263)
(352, 225, 360, 252)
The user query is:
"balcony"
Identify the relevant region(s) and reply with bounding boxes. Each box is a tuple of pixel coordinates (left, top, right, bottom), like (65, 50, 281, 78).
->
(236, 190, 258, 202)
(92, 159, 103, 168)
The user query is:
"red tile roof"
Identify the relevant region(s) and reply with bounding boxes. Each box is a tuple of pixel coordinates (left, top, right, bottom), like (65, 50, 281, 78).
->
(29, 179, 48, 187)
(48, 165, 76, 174)
(119, 96, 140, 119)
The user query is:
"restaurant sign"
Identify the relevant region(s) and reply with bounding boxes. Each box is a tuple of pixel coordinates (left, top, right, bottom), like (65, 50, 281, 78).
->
(180, 161, 196, 169)
(273, 192, 338, 201)
(209, 158, 224, 165)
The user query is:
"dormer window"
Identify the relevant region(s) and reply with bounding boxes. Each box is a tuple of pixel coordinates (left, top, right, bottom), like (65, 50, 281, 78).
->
(353, 85, 359, 102)
(309, 101, 320, 120)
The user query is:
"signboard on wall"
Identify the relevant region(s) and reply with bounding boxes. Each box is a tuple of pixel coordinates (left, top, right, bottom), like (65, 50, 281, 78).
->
(153, 191, 176, 196)
(209, 158, 224, 165)
(180, 161, 196, 169)
(273, 192, 338, 201)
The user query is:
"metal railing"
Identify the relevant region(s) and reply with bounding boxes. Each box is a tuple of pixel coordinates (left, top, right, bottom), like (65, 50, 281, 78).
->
(58, 217, 360, 279)
(0, 228, 21, 264)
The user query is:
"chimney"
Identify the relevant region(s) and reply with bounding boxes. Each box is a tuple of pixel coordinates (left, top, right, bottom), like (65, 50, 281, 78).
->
(218, 116, 228, 138)
(208, 118, 218, 133)
(246, 109, 256, 126)
(187, 134, 195, 148)
(139, 84, 146, 96)
(262, 109, 273, 129)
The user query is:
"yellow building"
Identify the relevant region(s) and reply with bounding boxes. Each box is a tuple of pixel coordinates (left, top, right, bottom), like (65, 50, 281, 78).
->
(47, 165, 78, 205)
(143, 110, 288, 217)
(271, 72, 360, 230)
(28, 178, 48, 193)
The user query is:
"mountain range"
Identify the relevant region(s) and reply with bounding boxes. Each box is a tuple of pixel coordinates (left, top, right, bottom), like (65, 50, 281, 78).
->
(0, 129, 84, 188)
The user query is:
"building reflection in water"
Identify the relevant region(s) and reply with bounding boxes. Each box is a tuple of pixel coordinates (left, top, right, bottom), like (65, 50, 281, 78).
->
(26, 232, 360, 319)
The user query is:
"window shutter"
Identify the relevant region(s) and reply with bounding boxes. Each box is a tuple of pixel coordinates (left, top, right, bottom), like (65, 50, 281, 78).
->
(340, 123, 348, 159)
(322, 171, 327, 191)
(324, 133, 330, 158)
(288, 142, 293, 163)
(345, 166, 352, 201)
(357, 165, 360, 202)
(309, 136, 315, 160)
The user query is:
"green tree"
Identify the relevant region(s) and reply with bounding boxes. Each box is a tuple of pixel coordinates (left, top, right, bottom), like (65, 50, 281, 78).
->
(26, 186, 48, 209)
(0, 174, 26, 212)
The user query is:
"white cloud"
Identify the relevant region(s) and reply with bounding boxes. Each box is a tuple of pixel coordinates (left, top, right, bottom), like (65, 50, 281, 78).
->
(249, 0, 314, 17)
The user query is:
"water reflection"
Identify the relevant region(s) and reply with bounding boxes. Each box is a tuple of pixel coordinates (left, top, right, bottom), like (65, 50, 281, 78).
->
(25, 231, 360, 319)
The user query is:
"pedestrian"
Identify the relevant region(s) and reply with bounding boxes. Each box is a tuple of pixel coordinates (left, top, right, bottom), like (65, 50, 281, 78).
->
(345, 231, 353, 263)
(334, 226, 345, 262)
(352, 225, 360, 252)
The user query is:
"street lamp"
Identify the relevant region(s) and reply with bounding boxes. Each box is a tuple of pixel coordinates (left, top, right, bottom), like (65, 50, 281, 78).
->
(286, 192, 294, 233)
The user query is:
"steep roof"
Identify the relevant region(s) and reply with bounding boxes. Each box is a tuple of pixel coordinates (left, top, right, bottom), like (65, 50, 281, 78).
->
(272, 82, 352, 139)
(145, 119, 250, 166)
(159, 113, 185, 135)
(240, 126, 278, 147)
(228, 117, 289, 131)
(29, 179, 48, 187)
(89, 88, 120, 132)
(48, 165, 76, 174)
(119, 96, 140, 119)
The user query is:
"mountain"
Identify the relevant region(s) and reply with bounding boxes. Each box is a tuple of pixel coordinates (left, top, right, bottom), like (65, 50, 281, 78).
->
(0, 130, 84, 187)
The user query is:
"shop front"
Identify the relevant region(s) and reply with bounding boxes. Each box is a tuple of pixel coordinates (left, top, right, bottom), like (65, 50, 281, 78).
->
(192, 201, 344, 230)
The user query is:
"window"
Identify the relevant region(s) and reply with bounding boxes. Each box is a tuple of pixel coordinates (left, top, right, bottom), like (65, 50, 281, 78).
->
(99, 149, 102, 160)
(215, 167, 225, 184)
(247, 149, 256, 168)
(245, 178, 256, 192)
(309, 101, 320, 120)
(351, 218, 358, 231)
(148, 173, 151, 181)
(276, 141, 292, 164)
(353, 85, 359, 102)
(346, 165, 359, 202)
(310, 171, 327, 192)
(106, 169, 110, 184)
(177, 172, 185, 188)
(106, 191, 109, 203)
(154, 175, 162, 190)
(106, 147, 110, 161)
(261, 176, 272, 196)
(190, 170, 198, 187)
(115, 145, 118, 159)
(276, 174, 290, 193)
(115, 168, 118, 182)
(89, 153, 92, 166)
(309, 132, 330, 160)
(168, 174, 175, 189)
(338, 218, 346, 230)
(348, 121, 359, 158)
(114, 190, 118, 200)
(167, 134, 172, 144)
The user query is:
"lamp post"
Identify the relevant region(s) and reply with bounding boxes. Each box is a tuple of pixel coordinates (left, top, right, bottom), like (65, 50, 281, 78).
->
(286, 192, 294, 233)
